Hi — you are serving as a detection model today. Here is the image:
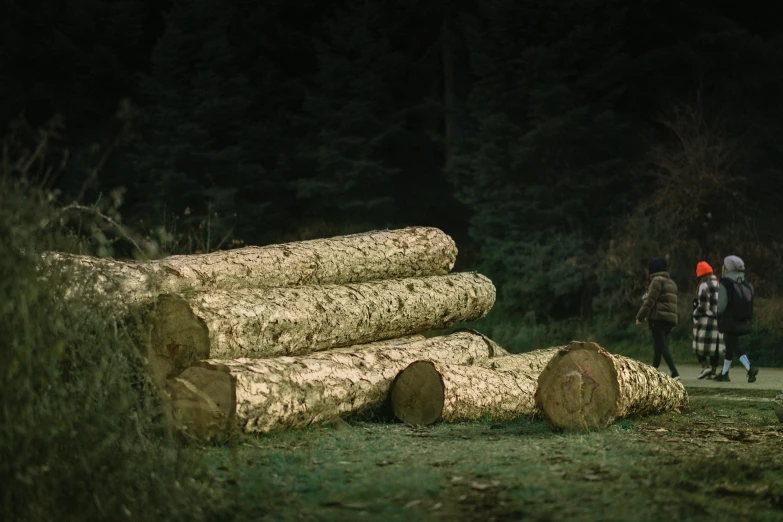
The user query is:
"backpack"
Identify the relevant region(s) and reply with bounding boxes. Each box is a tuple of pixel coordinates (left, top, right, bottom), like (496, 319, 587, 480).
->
(728, 280, 754, 321)
(718, 278, 754, 335)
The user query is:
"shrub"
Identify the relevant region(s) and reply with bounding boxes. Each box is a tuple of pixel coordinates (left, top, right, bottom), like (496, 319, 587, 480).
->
(743, 298, 783, 367)
(0, 180, 227, 520)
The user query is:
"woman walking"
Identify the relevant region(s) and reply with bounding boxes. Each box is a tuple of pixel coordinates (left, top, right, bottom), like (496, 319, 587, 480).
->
(636, 257, 680, 380)
(715, 255, 759, 382)
(692, 261, 724, 379)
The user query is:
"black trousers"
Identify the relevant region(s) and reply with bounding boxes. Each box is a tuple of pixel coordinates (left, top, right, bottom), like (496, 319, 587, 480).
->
(650, 321, 678, 376)
(723, 332, 746, 361)
(697, 354, 719, 367)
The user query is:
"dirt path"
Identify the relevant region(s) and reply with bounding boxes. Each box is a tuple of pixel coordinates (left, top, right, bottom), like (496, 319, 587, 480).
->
(677, 363, 783, 391)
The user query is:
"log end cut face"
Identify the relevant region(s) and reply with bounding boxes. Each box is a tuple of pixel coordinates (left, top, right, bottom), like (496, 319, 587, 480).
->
(390, 360, 446, 425)
(534, 342, 619, 431)
(166, 365, 236, 443)
(148, 294, 210, 387)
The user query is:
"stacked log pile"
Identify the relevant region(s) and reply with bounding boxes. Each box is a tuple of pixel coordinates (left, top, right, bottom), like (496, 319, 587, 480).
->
(168, 330, 506, 439)
(146, 271, 496, 386)
(44, 227, 689, 440)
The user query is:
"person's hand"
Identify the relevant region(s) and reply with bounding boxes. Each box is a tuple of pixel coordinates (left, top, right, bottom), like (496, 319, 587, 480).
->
(635, 319, 642, 325)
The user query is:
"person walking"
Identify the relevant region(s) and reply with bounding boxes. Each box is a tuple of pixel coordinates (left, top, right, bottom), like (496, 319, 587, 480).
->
(715, 255, 759, 382)
(636, 257, 680, 380)
(692, 261, 724, 379)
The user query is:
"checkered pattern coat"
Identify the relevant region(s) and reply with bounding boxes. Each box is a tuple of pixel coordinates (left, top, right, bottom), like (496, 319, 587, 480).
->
(692, 275, 726, 357)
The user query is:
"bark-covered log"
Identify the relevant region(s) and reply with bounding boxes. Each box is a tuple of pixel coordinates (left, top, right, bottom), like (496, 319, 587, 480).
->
(146, 272, 496, 386)
(390, 347, 561, 425)
(534, 341, 689, 431)
(482, 347, 561, 375)
(43, 227, 457, 301)
(327, 334, 426, 353)
(166, 330, 505, 440)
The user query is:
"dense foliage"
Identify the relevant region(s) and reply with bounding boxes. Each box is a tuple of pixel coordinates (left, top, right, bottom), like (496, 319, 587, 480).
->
(0, 177, 230, 521)
(2, 0, 782, 338)
(3, 3, 783, 519)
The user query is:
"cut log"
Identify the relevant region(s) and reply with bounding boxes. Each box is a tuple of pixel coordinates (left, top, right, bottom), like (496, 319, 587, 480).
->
(482, 347, 561, 375)
(146, 272, 496, 386)
(43, 226, 457, 301)
(390, 347, 561, 425)
(165, 330, 506, 439)
(327, 334, 426, 353)
(534, 341, 689, 431)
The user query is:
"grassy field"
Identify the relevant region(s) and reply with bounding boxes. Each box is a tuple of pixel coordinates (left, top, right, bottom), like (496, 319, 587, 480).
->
(199, 388, 783, 522)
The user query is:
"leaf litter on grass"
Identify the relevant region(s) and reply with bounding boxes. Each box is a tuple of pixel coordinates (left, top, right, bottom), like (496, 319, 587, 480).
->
(199, 392, 783, 521)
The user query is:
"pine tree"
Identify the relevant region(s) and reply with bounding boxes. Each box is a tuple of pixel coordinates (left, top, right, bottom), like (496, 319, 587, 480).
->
(0, 0, 156, 198)
(450, 0, 641, 319)
(130, 0, 283, 247)
(295, 0, 414, 231)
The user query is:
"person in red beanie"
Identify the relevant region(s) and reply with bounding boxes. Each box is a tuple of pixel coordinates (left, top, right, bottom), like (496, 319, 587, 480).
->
(692, 261, 724, 379)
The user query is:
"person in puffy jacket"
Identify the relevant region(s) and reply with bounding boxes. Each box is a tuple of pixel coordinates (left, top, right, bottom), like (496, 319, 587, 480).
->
(715, 255, 759, 383)
(636, 257, 680, 380)
(692, 261, 724, 379)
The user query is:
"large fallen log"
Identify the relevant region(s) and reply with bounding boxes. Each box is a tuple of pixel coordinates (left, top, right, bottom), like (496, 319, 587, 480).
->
(389, 347, 561, 425)
(43, 226, 458, 301)
(146, 272, 496, 386)
(534, 341, 689, 431)
(327, 334, 427, 353)
(166, 330, 506, 440)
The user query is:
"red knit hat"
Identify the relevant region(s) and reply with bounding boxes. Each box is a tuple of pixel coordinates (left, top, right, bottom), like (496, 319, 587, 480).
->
(696, 261, 713, 278)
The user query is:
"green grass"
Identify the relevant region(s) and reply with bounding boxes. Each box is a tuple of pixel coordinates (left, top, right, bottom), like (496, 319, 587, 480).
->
(201, 392, 783, 522)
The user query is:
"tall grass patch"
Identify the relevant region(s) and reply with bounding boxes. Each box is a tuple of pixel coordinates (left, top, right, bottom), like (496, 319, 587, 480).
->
(0, 179, 226, 521)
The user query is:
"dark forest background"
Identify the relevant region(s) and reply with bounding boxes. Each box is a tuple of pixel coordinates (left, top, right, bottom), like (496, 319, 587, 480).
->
(3, 2, 783, 519)
(3, 0, 783, 349)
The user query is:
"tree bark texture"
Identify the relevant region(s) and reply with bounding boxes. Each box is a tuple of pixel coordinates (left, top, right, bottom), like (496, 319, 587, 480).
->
(43, 226, 458, 301)
(481, 347, 563, 375)
(146, 272, 496, 386)
(534, 341, 689, 431)
(165, 330, 506, 439)
(389, 347, 561, 425)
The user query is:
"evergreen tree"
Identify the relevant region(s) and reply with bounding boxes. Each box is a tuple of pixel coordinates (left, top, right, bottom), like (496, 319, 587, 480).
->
(451, 0, 641, 319)
(230, 0, 325, 240)
(295, 0, 415, 231)
(130, 0, 286, 247)
(0, 0, 158, 196)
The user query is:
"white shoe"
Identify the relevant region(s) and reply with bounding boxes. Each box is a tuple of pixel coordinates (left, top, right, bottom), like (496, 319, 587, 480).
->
(672, 375, 681, 381)
(697, 367, 712, 379)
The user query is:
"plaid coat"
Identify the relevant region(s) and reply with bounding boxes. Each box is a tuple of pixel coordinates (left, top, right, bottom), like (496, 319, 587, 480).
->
(692, 275, 726, 357)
